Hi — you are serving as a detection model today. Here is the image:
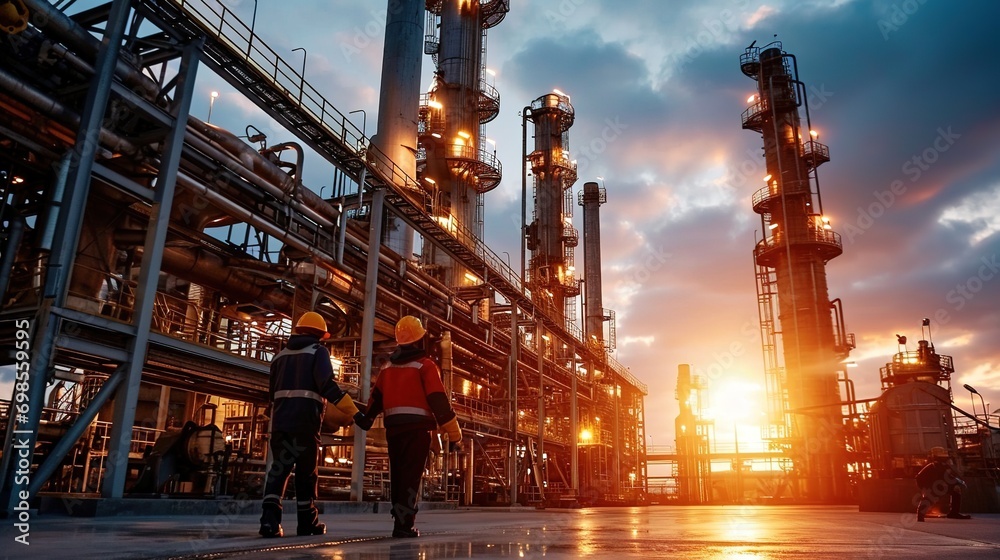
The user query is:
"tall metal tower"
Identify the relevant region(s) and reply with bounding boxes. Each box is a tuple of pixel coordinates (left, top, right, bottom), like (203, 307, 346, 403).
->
(675, 364, 712, 504)
(740, 41, 854, 502)
(526, 92, 579, 328)
(579, 180, 611, 351)
(418, 0, 506, 287)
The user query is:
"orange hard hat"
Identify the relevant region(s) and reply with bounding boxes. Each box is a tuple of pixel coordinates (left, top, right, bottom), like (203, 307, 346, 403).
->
(295, 311, 330, 340)
(395, 315, 426, 345)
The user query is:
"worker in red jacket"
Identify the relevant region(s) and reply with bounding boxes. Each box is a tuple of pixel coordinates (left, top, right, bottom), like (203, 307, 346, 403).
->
(259, 312, 372, 538)
(363, 316, 462, 538)
(916, 446, 970, 521)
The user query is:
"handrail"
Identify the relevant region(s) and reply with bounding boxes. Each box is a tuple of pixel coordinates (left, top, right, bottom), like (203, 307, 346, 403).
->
(155, 0, 646, 393)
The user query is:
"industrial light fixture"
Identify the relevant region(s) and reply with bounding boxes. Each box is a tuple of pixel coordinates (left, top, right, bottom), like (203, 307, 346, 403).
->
(208, 90, 219, 123)
(428, 99, 443, 109)
(763, 174, 772, 182)
(747, 94, 756, 103)
(768, 223, 778, 230)
(964, 384, 988, 426)
(464, 272, 479, 283)
(431, 132, 442, 139)
(809, 129, 819, 138)
(424, 177, 436, 184)
(552, 88, 565, 96)
(457, 130, 471, 139)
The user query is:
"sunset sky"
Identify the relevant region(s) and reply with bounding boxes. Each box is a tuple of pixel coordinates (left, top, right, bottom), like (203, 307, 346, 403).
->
(6, 0, 999, 454)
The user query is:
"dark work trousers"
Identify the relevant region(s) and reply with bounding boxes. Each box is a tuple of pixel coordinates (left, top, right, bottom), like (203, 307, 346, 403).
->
(918, 484, 963, 516)
(261, 431, 320, 530)
(386, 428, 432, 530)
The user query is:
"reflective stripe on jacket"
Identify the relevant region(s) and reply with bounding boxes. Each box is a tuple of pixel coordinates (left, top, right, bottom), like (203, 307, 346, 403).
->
(269, 333, 349, 434)
(367, 349, 456, 432)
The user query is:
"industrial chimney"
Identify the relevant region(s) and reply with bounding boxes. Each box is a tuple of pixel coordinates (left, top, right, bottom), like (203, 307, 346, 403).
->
(579, 180, 606, 348)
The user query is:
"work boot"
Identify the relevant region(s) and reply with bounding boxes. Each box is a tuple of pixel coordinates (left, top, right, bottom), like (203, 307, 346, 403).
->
(259, 521, 284, 538)
(391, 510, 418, 538)
(946, 512, 971, 520)
(260, 499, 283, 538)
(392, 525, 419, 538)
(296, 500, 325, 536)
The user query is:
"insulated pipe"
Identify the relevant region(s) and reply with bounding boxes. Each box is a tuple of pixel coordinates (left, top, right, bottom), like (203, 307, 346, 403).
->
(179, 130, 336, 231)
(21, 25, 94, 78)
(157, 246, 294, 312)
(174, 170, 338, 270)
(262, 142, 305, 195)
(37, 152, 71, 251)
(0, 205, 24, 299)
(21, 0, 160, 100)
(0, 66, 138, 156)
(184, 121, 342, 230)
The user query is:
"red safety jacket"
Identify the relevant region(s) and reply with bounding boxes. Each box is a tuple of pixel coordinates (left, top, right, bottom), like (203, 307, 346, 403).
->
(366, 345, 456, 434)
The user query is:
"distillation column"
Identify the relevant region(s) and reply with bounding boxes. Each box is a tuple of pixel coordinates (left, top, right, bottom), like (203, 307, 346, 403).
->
(740, 42, 850, 502)
(579, 180, 607, 348)
(526, 92, 579, 327)
(418, 0, 505, 286)
(675, 364, 710, 504)
(374, 0, 424, 256)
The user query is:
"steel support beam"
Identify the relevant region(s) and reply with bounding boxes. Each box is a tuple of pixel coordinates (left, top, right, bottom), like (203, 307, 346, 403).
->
(28, 366, 126, 496)
(0, 0, 130, 517)
(101, 36, 202, 498)
(351, 187, 384, 501)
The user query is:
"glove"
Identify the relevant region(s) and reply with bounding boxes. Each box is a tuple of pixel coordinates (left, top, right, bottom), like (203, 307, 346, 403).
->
(441, 417, 462, 443)
(334, 393, 360, 417)
(353, 412, 373, 430)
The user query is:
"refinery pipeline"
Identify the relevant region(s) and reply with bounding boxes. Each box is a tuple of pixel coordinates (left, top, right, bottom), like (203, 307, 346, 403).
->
(0, 0, 997, 519)
(0, 0, 648, 513)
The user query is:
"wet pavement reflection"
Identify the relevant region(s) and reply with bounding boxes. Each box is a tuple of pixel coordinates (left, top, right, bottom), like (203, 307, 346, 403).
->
(6, 505, 998, 559)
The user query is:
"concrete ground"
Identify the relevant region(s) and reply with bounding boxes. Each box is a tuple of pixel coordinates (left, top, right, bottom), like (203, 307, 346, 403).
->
(2, 505, 998, 559)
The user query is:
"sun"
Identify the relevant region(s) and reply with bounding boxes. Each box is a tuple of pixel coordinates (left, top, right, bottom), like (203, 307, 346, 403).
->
(702, 376, 768, 445)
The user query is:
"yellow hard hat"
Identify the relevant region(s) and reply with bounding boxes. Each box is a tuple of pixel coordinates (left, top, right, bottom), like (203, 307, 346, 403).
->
(929, 446, 949, 458)
(395, 315, 426, 345)
(295, 311, 330, 340)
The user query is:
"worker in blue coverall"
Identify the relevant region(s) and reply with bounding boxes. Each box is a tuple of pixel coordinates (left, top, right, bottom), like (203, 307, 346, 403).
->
(362, 316, 462, 538)
(259, 311, 373, 538)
